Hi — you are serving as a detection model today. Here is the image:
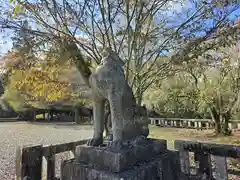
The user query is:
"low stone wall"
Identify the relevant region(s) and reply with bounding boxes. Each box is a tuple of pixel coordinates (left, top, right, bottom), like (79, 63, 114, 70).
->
(15, 140, 87, 180)
(16, 139, 240, 180)
(174, 140, 240, 179)
(150, 117, 240, 130)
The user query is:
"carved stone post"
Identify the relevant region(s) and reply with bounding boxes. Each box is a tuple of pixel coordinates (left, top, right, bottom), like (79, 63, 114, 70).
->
(213, 156, 228, 180)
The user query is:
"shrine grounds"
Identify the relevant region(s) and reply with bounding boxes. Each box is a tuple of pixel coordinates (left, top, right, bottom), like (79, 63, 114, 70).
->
(0, 122, 239, 180)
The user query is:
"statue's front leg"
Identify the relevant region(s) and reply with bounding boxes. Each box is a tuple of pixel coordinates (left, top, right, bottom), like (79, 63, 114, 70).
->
(87, 100, 105, 146)
(107, 94, 124, 149)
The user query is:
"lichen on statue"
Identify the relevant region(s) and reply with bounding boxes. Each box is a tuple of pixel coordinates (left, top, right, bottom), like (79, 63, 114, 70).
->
(87, 48, 149, 149)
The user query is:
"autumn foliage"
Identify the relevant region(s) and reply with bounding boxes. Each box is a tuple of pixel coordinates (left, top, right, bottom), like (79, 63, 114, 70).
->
(4, 50, 75, 103)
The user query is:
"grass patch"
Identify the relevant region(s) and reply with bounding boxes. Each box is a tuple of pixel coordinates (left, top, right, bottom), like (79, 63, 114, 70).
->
(149, 125, 240, 149)
(36, 114, 44, 119)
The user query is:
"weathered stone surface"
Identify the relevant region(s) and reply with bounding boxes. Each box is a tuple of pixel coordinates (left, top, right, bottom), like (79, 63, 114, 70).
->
(76, 139, 167, 173)
(87, 48, 150, 148)
(61, 156, 163, 180)
(174, 140, 240, 158)
(213, 156, 228, 180)
(61, 139, 182, 180)
(162, 150, 181, 180)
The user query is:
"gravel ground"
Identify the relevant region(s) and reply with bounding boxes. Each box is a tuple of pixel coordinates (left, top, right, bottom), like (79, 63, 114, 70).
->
(0, 121, 93, 180)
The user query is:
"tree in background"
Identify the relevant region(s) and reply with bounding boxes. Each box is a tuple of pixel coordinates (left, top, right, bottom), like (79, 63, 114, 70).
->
(3, 50, 82, 107)
(144, 44, 240, 135)
(143, 72, 200, 118)
(0, 1, 239, 135)
(11, 20, 35, 54)
(197, 45, 240, 134)
(1, 0, 239, 105)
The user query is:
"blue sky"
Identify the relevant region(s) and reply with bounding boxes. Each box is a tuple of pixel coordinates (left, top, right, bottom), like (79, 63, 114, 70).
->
(0, 0, 190, 55)
(0, 0, 239, 55)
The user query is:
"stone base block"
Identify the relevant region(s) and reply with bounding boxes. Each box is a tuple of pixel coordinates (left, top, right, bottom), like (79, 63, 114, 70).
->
(75, 138, 166, 173)
(61, 156, 164, 180)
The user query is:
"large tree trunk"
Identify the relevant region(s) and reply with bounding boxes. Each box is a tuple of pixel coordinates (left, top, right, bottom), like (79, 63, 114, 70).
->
(222, 111, 231, 135)
(136, 96, 142, 106)
(209, 107, 221, 134)
(209, 107, 232, 135)
(135, 89, 143, 106)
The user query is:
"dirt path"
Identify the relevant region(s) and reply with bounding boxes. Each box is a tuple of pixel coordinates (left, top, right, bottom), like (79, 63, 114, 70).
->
(0, 121, 92, 180)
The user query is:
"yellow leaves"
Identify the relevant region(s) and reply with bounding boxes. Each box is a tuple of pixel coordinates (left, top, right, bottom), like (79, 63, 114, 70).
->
(35, 62, 41, 68)
(4, 50, 36, 72)
(45, 88, 67, 102)
(8, 60, 71, 103)
(221, 58, 230, 66)
(15, 64, 71, 102)
(4, 50, 84, 104)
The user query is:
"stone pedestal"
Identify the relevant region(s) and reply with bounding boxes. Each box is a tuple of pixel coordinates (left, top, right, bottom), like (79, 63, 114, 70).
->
(60, 139, 180, 180)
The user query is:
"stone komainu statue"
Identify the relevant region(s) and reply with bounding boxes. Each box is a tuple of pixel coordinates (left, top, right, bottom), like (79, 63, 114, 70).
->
(87, 48, 149, 148)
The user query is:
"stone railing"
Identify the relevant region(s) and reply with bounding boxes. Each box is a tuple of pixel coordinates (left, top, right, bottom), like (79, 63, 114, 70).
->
(15, 139, 240, 180)
(150, 117, 240, 130)
(15, 140, 87, 180)
(174, 140, 240, 179)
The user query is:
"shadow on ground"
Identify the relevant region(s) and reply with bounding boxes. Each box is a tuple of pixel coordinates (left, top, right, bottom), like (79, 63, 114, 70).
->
(24, 121, 93, 130)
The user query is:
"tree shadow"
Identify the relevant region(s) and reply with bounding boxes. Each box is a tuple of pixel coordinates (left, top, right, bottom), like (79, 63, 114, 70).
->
(25, 120, 92, 130)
